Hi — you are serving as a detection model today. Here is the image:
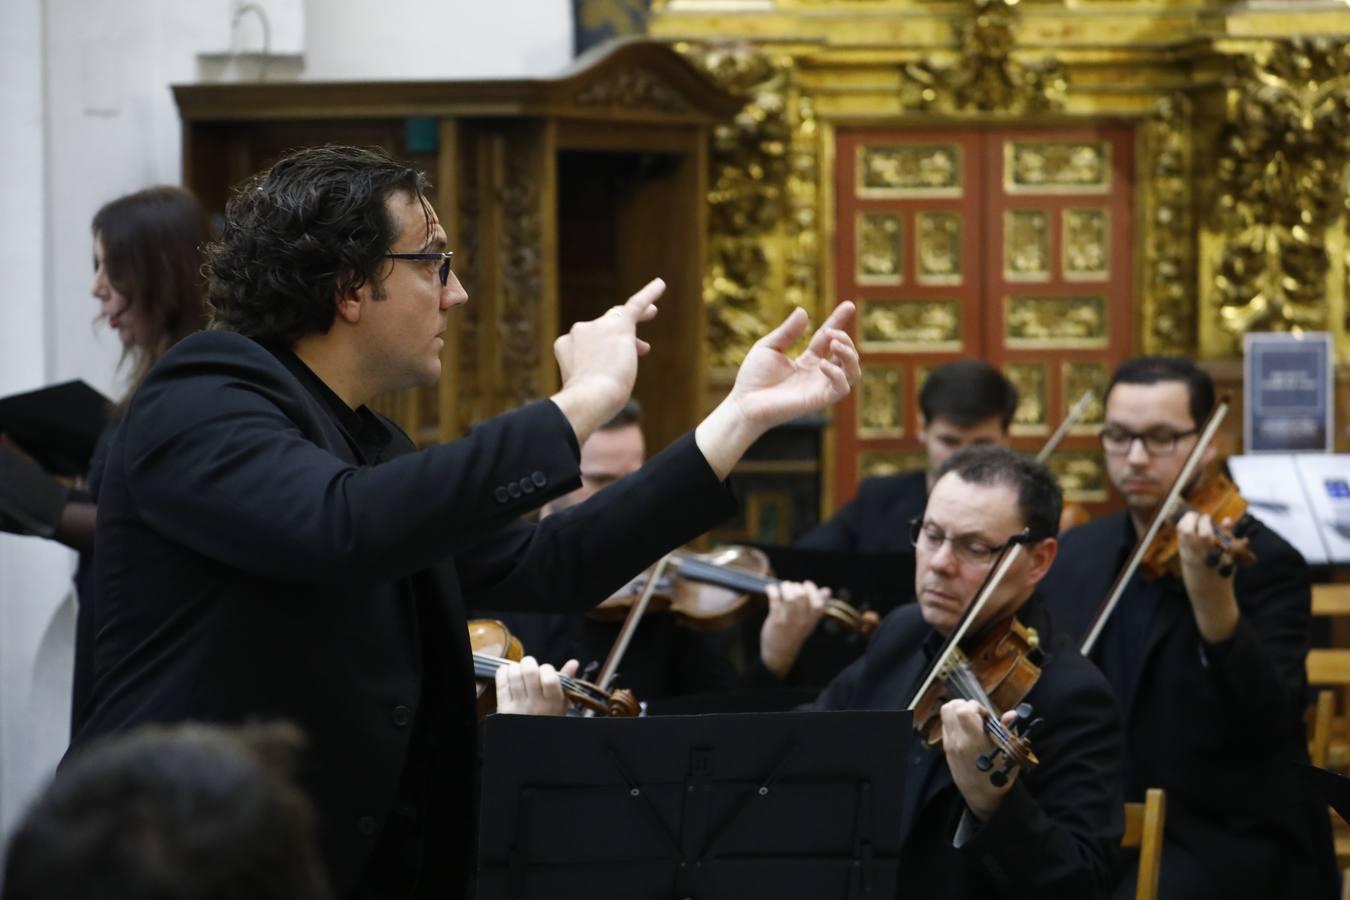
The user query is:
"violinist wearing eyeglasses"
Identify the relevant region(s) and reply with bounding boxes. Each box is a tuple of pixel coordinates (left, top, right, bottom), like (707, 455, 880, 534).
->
(778, 446, 1124, 898)
(1038, 356, 1337, 900)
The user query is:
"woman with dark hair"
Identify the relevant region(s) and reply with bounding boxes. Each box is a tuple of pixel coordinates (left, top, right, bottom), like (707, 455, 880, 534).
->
(0, 186, 211, 733)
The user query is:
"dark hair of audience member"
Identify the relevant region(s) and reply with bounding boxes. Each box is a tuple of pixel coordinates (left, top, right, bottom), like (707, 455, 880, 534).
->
(2, 722, 332, 900)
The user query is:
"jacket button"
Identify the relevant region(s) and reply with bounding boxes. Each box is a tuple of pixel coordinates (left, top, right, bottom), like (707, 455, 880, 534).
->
(391, 704, 412, 727)
(357, 816, 378, 836)
(494, 486, 509, 503)
(507, 482, 521, 499)
(520, 477, 535, 494)
(531, 471, 546, 487)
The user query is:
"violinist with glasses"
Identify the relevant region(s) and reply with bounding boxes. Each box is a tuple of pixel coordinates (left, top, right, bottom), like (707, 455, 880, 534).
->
(782, 446, 1124, 898)
(1039, 356, 1337, 900)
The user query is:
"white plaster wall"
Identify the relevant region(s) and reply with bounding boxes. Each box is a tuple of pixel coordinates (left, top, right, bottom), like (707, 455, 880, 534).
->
(1, 0, 575, 857)
(304, 0, 575, 80)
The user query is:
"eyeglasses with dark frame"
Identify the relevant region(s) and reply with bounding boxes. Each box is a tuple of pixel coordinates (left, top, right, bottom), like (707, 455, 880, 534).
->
(908, 517, 1034, 568)
(384, 251, 454, 287)
(1098, 425, 1199, 457)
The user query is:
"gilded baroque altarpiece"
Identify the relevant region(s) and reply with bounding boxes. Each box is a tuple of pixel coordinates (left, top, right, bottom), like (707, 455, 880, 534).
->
(648, 0, 1350, 507)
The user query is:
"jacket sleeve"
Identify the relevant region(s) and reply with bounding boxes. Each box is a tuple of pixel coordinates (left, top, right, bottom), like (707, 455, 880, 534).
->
(120, 343, 586, 585)
(454, 432, 738, 614)
(1194, 527, 1312, 752)
(958, 658, 1125, 899)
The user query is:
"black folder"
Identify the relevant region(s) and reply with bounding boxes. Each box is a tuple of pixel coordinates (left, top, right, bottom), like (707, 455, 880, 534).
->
(0, 380, 111, 477)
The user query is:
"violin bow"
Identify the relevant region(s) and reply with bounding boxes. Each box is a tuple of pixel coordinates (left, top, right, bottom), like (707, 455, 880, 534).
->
(1035, 389, 1096, 464)
(905, 539, 1027, 711)
(1079, 400, 1229, 655)
(587, 553, 674, 712)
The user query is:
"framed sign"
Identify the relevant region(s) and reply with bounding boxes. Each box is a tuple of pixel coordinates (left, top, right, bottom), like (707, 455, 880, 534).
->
(1244, 332, 1334, 453)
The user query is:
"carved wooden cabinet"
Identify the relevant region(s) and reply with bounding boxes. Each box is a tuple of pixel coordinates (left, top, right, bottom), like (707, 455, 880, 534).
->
(174, 40, 741, 455)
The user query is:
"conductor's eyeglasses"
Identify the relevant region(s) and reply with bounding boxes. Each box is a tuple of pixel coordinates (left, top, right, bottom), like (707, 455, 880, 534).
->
(385, 251, 454, 287)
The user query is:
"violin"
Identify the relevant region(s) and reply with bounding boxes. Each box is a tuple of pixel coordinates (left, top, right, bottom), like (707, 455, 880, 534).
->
(906, 542, 1044, 786)
(1138, 471, 1255, 579)
(589, 546, 881, 637)
(1081, 399, 1258, 655)
(467, 618, 641, 719)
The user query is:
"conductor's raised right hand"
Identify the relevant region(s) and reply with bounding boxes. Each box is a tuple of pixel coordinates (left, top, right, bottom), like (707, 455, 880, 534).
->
(550, 278, 664, 445)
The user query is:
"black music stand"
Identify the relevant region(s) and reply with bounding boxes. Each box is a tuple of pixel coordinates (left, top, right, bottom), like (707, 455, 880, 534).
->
(477, 710, 910, 899)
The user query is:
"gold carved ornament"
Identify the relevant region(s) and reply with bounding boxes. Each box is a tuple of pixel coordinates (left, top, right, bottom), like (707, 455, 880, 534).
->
(1211, 39, 1350, 343)
(678, 42, 795, 370)
(900, 0, 1067, 116)
(1141, 94, 1195, 356)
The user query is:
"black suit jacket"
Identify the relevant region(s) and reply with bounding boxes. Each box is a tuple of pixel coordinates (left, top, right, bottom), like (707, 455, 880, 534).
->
(1040, 513, 1338, 899)
(74, 330, 737, 898)
(797, 470, 928, 553)
(804, 596, 1124, 899)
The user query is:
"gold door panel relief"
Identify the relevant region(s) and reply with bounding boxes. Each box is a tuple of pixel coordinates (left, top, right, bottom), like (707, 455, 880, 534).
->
(916, 212, 963, 286)
(860, 451, 928, 480)
(1062, 362, 1109, 435)
(1004, 141, 1111, 195)
(1046, 450, 1109, 503)
(1063, 208, 1110, 282)
(1004, 209, 1050, 282)
(860, 298, 963, 351)
(859, 365, 905, 438)
(1005, 295, 1108, 349)
(857, 212, 903, 285)
(857, 144, 962, 198)
(1005, 362, 1049, 436)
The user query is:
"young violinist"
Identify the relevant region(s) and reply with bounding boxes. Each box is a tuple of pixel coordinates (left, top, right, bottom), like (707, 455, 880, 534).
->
(781, 446, 1125, 898)
(796, 358, 1019, 553)
(1038, 356, 1337, 900)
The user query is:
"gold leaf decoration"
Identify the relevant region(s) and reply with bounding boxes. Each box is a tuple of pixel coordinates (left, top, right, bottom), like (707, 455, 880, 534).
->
(1211, 39, 1350, 342)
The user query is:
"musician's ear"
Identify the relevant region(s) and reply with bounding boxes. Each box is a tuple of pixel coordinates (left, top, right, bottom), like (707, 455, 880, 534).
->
(1201, 438, 1218, 467)
(1024, 537, 1058, 588)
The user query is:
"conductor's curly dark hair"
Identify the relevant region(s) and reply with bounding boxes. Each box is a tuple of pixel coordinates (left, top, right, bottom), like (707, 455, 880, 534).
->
(205, 145, 430, 344)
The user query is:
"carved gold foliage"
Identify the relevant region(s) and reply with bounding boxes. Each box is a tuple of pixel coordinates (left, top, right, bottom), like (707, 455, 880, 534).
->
(860, 366, 904, 436)
(1005, 295, 1107, 348)
(858, 145, 961, 197)
(1005, 141, 1110, 193)
(500, 132, 544, 409)
(1063, 209, 1109, 280)
(1004, 209, 1049, 280)
(1046, 450, 1108, 502)
(858, 213, 903, 284)
(917, 213, 962, 285)
(1062, 362, 1108, 432)
(1005, 362, 1048, 432)
(899, 0, 1067, 116)
(679, 42, 798, 369)
(1142, 94, 1196, 355)
(861, 299, 962, 350)
(574, 67, 688, 112)
(1212, 39, 1350, 341)
(861, 451, 928, 479)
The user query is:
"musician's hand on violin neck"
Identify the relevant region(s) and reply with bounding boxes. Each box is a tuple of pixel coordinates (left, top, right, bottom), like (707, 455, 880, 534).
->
(494, 656, 581, 717)
(941, 700, 1018, 823)
(1175, 510, 1240, 643)
(696, 302, 860, 480)
(760, 580, 830, 678)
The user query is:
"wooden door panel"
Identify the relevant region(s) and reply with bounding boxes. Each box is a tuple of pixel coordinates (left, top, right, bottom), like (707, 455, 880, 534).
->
(832, 125, 1135, 515)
